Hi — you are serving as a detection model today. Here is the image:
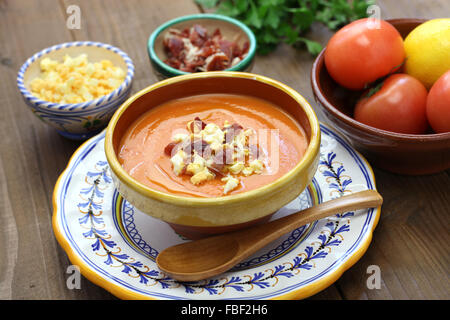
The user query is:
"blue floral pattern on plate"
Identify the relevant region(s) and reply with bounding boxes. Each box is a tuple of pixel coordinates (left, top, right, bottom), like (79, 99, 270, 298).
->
(53, 123, 380, 299)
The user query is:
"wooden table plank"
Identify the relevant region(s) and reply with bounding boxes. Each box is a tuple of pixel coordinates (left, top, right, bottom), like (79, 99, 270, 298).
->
(0, 0, 83, 300)
(336, 171, 450, 300)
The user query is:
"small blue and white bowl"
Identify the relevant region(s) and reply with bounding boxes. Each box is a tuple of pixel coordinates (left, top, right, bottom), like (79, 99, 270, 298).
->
(17, 41, 135, 140)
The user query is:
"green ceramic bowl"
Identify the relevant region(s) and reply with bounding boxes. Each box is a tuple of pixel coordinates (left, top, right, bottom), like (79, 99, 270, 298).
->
(147, 14, 257, 79)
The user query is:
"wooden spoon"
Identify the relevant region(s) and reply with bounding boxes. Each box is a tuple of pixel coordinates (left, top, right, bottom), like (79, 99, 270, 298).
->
(156, 189, 382, 281)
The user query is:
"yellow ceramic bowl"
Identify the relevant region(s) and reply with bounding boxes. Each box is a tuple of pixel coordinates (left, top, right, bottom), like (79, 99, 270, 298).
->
(105, 72, 320, 239)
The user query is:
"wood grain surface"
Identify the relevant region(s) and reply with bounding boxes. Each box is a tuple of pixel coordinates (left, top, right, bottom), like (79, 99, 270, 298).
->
(0, 0, 449, 300)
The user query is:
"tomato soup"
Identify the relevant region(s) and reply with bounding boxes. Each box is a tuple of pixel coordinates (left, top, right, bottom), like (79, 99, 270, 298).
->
(118, 94, 308, 197)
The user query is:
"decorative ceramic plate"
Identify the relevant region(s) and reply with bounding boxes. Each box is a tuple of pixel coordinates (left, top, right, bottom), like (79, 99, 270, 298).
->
(53, 123, 380, 300)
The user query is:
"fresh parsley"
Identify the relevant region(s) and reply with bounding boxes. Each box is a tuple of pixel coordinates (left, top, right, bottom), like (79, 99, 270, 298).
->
(195, 0, 375, 55)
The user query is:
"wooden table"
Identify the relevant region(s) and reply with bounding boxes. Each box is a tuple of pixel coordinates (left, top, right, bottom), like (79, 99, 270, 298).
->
(1, 0, 449, 300)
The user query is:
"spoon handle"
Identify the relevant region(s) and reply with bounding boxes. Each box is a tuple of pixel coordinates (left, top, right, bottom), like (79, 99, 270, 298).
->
(233, 190, 383, 256)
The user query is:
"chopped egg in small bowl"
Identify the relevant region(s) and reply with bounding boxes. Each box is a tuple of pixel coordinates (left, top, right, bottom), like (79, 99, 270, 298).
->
(17, 41, 134, 140)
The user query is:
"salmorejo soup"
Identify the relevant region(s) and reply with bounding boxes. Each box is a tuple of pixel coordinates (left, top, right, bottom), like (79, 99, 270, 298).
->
(118, 93, 308, 198)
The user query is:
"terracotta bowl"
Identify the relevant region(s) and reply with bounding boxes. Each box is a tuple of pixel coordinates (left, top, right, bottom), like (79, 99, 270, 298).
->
(311, 19, 450, 175)
(147, 14, 256, 79)
(105, 72, 320, 239)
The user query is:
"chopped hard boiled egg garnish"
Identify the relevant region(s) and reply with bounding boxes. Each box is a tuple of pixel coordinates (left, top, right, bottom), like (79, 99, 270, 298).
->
(228, 161, 245, 175)
(165, 117, 265, 194)
(249, 159, 264, 174)
(29, 54, 125, 103)
(170, 149, 187, 176)
(222, 175, 240, 194)
(191, 167, 214, 185)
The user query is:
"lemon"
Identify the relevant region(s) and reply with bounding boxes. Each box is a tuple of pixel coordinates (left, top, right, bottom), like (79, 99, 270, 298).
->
(404, 18, 450, 89)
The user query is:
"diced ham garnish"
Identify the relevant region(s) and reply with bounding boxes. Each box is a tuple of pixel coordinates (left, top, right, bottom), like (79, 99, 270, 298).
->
(194, 117, 207, 129)
(212, 28, 221, 38)
(165, 57, 182, 69)
(163, 24, 248, 72)
(185, 139, 209, 156)
(224, 123, 243, 143)
(198, 44, 215, 58)
(164, 142, 180, 157)
(247, 144, 261, 159)
(181, 60, 204, 73)
(218, 39, 234, 61)
(232, 44, 242, 59)
(189, 117, 207, 133)
(189, 24, 207, 47)
(241, 41, 250, 55)
(207, 163, 226, 177)
(165, 36, 184, 58)
(213, 147, 234, 166)
(180, 27, 190, 38)
(205, 52, 229, 71)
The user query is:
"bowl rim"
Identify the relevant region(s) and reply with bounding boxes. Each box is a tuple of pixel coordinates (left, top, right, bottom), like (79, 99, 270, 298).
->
(147, 13, 257, 77)
(311, 18, 450, 142)
(17, 41, 135, 113)
(105, 71, 321, 206)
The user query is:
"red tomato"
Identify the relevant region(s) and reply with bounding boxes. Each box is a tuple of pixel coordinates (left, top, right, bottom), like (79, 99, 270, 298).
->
(426, 70, 450, 133)
(354, 74, 428, 134)
(324, 18, 405, 90)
